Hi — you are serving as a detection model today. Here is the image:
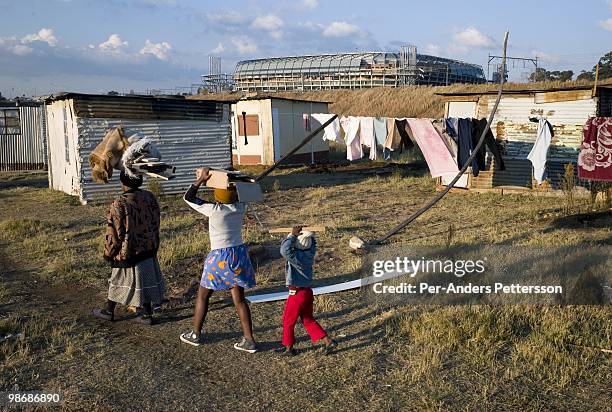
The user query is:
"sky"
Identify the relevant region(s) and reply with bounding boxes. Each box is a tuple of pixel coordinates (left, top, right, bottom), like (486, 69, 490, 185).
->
(1, 0, 611, 97)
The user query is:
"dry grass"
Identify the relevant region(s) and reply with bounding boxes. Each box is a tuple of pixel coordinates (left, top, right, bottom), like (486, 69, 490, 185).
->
(0, 169, 610, 410)
(378, 305, 610, 409)
(192, 78, 612, 118)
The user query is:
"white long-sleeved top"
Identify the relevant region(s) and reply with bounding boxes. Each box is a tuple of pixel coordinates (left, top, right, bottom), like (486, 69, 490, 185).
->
(312, 113, 342, 144)
(527, 119, 552, 185)
(184, 185, 245, 250)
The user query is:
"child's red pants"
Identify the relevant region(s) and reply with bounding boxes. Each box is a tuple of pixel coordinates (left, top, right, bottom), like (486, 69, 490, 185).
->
(282, 287, 327, 347)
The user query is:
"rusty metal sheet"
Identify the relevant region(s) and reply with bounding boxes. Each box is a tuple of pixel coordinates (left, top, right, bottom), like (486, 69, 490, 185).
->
(535, 89, 592, 104)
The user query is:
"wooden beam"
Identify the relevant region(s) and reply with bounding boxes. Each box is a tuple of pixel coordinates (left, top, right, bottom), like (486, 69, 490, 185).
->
(267, 225, 326, 234)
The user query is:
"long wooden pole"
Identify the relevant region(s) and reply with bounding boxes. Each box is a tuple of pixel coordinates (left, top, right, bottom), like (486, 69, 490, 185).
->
(371, 31, 510, 245)
(254, 114, 338, 182)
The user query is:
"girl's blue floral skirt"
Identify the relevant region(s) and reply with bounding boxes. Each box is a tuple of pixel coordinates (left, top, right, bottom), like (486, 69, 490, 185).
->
(201, 244, 256, 291)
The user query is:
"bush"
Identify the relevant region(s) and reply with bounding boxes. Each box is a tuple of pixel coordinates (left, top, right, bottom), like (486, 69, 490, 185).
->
(559, 163, 576, 213)
(147, 179, 164, 198)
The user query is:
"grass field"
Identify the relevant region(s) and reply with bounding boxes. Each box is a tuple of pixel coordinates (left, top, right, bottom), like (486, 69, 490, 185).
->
(0, 168, 610, 411)
(193, 78, 612, 118)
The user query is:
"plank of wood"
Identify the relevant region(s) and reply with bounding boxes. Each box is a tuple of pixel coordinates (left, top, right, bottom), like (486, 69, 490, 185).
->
(246, 269, 411, 303)
(267, 225, 326, 234)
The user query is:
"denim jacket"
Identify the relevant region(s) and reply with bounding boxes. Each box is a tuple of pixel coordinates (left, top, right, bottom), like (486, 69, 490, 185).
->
(280, 235, 316, 287)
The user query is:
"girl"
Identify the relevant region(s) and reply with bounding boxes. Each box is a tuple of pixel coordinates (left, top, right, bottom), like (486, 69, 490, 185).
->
(180, 167, 257, 353)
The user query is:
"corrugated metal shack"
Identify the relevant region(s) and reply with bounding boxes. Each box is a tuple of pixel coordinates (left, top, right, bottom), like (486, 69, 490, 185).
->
(45, 93, 231, 204)
(0, 100, 47, 171)
(438, 84, 612, 192)
(230, 96, 330, 165)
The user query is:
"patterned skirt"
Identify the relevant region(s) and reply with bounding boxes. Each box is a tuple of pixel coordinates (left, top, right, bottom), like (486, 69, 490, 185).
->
(108, 256, 166, 307)
(201, 244, 256, 291)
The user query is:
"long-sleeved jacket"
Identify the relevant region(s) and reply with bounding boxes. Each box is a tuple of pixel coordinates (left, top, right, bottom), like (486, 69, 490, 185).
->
(104, 189, 160, 268)
(280, 235, 317, 287)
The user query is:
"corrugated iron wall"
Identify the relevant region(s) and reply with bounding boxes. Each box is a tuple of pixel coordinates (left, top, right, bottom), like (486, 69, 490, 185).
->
(73, 104, 231, 204)
(599, 88, 612, 117)
(0, 104, 47, 171)
(472, 92, 596, 189)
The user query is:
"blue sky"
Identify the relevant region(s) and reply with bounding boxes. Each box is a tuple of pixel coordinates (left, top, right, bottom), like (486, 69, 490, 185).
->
(1, 0, 611, 97)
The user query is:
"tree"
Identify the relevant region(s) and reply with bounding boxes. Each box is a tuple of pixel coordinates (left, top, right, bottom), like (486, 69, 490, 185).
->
(595, 51, 612, 80)
(0, 92, 6, 101)
(529, 68, 574, 82)
(575, 51, 612, 81)
(577, 70, 595, 81)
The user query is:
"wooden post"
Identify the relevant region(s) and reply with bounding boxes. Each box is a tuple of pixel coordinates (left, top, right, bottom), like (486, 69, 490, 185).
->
(241, 111, 248, 145)
(592, 63, 600, 98)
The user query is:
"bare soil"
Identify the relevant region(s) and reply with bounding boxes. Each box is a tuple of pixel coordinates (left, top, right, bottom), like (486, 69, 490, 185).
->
(0, 169, 610, 411)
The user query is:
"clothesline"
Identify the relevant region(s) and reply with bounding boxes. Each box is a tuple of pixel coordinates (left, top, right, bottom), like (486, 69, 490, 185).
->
(309, 113, 506, 179)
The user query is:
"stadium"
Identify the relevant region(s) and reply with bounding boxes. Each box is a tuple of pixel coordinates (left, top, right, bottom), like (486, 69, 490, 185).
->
(233, 46, 486, 92)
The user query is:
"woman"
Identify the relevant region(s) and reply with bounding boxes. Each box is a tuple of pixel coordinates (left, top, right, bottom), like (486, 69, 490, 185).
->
(93, 171, 165, 325)
(180, 167, 257, 353)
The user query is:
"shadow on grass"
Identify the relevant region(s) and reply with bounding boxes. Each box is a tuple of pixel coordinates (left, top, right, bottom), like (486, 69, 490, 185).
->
(0, 172, 48, 190)
(258, 163, 429, 192)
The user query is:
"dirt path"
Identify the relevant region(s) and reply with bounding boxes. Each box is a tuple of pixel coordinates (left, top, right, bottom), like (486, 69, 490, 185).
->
(1, 244, 398, 411)
(2, 171, 610, 411)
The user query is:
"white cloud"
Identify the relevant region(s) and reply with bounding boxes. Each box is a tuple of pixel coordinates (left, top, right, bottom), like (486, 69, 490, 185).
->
(448, 26, 493, 55)
(206, 10, 248, 25)
(532, 50, 560, 64)
(269, 30, 283, 40)
(231, 35, 259, 55)
(139, 39, 172, 60)
(322, 21, 359, 37)
(251, 14, 284, 31)
(21, 28, 58, 47)
(99, 34, 128, 51)
(452, 26, 493, 48)
(138, 0, 177, 6)
(303, 0, 318, 9)
(12, 44, 33, 55)
(0, 36, 33, 55)
(598, 18, 612, 31)
(211, 42, 225, 54)
(423, 44, 440, 55)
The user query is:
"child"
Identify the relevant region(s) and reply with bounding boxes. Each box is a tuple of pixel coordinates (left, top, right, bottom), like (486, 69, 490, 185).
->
(179, 167, 257, 353)
(278, 226, 336, 356)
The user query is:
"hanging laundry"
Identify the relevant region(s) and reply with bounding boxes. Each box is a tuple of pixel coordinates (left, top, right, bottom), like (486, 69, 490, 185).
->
(385, 118, 401, 150)
(373, 117, 387, 147)
(312, 113, 342, 143)
(359, 117, 376, 160)
(395, 119, 416, 152)
(527, 118, 553, 185)
(303, 113, 311, 132)
(471, 118, 505, 172)
(578, 117, 612, 181)
(406, 119, 459, 178)
(457, 118, 473, 170)
(382, 147, 392, 160)
(432, 119, 458, 162)
(340, 116, 363, 161)
(445, 118, 459, 143)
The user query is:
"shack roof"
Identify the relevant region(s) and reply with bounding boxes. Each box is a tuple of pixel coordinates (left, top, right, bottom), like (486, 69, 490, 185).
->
(44, 92, 228, 121)
(435, 80, 612, 97)
(45, 92, 230, 103)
